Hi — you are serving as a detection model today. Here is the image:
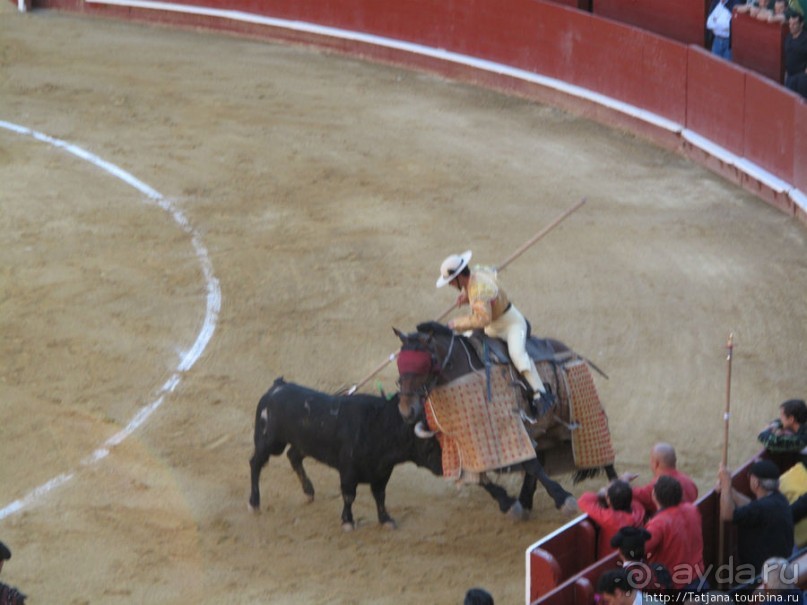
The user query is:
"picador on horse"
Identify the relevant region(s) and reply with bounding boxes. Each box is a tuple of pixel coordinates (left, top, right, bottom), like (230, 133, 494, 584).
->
(394, 250, 616, 516)
(436, 250, 554, 421)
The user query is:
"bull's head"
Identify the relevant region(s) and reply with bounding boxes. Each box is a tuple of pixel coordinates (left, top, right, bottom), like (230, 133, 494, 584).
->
(393, 327, 439, 425)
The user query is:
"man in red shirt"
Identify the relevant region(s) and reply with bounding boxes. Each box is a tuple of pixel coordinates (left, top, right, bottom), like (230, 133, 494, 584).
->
(622, 442, 698, 517)
(645, 476, 706, 589)
(577, 479, 646, 558)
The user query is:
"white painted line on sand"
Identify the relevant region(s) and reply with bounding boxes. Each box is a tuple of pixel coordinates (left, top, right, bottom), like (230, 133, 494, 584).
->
(0, 120, 221, 521)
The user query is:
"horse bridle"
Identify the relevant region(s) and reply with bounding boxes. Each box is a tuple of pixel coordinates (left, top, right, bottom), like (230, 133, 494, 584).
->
(397, 331, 457, 399)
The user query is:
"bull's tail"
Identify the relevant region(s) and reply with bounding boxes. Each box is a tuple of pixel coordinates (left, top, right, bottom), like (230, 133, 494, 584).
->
(250, 379, 286, 511)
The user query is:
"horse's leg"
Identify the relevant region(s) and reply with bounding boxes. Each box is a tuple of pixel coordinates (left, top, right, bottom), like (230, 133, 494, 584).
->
(286, 445, 315, 503)
(605, 464, 617, 481)
(523, 458, 578, 514)
(370, 473, 396, 530)
(479, 473, 518, 514)
(516, 472, 539, 518)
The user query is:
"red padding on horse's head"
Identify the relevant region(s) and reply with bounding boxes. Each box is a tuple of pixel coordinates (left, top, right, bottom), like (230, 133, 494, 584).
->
(396, 349, 433, 375)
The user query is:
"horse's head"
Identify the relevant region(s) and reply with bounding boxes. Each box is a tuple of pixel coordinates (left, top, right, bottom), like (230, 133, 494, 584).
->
(393, 327, 441, 425)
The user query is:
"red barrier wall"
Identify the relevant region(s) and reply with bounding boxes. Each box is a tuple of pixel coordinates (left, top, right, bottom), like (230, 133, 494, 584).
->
(686, 46, 746, 152)
(732, 11, 787, 83)
(744, 73, 796, 181)
(795, 102, 807, 193)
(528, 9, 688, 124)
(593, 0, 709, 46)
(14, 0, 806, 222)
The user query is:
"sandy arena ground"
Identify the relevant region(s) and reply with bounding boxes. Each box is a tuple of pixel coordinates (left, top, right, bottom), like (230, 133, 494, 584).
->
(1, 5, 806, 603)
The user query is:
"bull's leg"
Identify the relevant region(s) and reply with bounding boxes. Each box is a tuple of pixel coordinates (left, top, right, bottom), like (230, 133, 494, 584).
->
(339, 473, 358, 532)
(286, 446, 315, 503)
(370, 474, 396, 530)
(249, 441, 272, 511)
(523, 458, 578, 514)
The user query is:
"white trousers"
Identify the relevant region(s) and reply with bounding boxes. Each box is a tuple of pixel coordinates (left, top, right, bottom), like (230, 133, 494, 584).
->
(485, 305, 545, 395)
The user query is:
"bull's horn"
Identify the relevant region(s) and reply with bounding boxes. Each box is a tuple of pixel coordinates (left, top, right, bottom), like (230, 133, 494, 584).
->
(415, 421, 435, 439)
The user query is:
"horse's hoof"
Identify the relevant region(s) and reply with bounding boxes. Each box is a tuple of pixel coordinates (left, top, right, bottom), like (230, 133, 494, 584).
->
(248, 503, 261, 514)
(559, 496, 580, 516)
(507, 501, 528, 522)
(304, 494, 315, 504)
(341, 522, 355, 532)
(382, 520, 398, 531)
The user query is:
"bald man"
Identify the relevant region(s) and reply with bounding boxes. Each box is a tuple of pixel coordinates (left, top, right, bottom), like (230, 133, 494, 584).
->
(621, 442, 699, 516)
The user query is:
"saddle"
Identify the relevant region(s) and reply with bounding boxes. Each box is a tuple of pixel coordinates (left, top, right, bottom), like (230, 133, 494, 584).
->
(466, 330, 575, 368)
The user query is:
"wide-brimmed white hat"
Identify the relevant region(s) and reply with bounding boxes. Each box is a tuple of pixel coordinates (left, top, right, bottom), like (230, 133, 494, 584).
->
(436, 250, 472, 288)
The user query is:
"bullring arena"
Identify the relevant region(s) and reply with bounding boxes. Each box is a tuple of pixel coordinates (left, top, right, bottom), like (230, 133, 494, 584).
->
(1, 0, 807, 603)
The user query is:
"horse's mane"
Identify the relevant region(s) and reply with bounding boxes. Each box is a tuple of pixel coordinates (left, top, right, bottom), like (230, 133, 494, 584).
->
(415, 321, 453, 337)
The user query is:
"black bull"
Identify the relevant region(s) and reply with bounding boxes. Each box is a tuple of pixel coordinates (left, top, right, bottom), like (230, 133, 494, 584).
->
(248, 377, 552, 529)
(248, 377, 443, 530)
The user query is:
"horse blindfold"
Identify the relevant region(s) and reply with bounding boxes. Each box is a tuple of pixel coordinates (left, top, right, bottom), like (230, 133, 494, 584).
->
(396, 349, 434, 375)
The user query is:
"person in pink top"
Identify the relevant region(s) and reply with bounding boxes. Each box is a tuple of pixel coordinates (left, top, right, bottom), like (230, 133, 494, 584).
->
(577, 479, 646, 559)
(645, 475, 706, 590)
(622, 442, 698, 517)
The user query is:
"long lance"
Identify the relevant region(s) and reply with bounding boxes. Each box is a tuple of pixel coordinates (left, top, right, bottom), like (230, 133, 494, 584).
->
(722, 332, 734, 468)
(717, 332, 734, 578)
(344, 197, 587, 395)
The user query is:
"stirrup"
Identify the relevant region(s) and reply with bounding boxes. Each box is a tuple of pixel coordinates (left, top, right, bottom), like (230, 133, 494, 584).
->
(532, 390, 555, 417)
(518, 409, 538, 424)
(553, 415, 580, 431)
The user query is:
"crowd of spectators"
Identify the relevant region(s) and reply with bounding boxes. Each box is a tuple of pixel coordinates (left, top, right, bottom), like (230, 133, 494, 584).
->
(707, 0, 807, 98)
(581, 399, 807, 601)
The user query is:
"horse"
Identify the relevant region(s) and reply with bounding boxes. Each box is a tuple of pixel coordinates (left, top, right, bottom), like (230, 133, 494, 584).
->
(393, 321, 617, 519)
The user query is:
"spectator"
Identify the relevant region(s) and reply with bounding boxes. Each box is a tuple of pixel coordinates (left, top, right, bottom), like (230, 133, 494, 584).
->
(758, 399, 807, 454)
(0, 541, 26, 605)
(760, 557, 795, 589)
(760, 558, 804, 605)
(785, 12, 807, 97)
(779, 460, 807, 548)
(596, 568, 642, 605)
(717, 459, 795, 580)
(644, 476, 706, 590)
(463, 587, 494, 605)
(621, 442, 698, 517)
(611, 526, 652, 562)
(578, 479, 645, 559)
(752, 0, 775, 19)
(792, 490, 807, 525)
(708, 0, 737, 60)
(611, 526, 673, 591)
(769, 0, 789, 21)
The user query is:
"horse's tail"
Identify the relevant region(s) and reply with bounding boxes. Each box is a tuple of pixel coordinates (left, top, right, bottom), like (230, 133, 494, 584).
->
(572, 463, 617, 484)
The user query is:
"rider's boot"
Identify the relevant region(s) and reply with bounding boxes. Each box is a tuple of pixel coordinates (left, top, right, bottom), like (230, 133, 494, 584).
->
(522, 368, 554, 417)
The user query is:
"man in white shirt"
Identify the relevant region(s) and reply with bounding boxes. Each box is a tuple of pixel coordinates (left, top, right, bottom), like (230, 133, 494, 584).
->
(707, 0, 734, 60)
